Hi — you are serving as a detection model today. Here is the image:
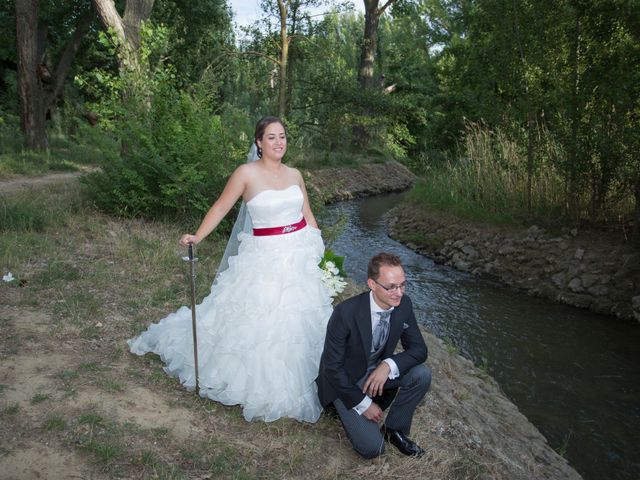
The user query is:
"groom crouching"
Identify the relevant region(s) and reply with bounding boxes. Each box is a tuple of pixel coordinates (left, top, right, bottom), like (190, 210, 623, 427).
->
(316, 252, 431, 459)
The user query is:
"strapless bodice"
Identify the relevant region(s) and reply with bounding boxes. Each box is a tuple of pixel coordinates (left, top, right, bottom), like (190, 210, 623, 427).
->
(246, 185, 304, 229)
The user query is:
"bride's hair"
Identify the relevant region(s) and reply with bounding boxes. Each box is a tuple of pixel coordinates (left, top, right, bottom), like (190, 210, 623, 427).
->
(254, 116, 286, 158)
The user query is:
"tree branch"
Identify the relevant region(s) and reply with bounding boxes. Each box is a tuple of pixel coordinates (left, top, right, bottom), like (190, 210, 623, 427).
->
(379, 0, 397, 15)
(233, 49, 280, 65)
(91, 0, 126, 46)
(48, 7, 95, 108)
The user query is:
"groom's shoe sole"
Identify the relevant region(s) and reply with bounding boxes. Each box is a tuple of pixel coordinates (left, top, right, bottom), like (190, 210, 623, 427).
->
(381, 426, 425, 458)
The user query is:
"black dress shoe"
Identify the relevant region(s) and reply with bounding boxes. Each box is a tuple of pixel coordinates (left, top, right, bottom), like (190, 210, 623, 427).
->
(381, 426, 425, 457)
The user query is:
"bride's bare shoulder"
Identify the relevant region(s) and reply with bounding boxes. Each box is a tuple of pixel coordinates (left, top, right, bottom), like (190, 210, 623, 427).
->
(283, 164, 302, 177)
(233, 162, 260, 179)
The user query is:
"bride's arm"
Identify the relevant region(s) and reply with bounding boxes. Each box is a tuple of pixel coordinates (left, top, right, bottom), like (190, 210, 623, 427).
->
(180, 166, 249, 246)
(296, 169, 319, 229)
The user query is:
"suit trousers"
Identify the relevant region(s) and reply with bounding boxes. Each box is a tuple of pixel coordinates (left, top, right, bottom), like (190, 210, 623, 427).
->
(333, 363, 431, 459)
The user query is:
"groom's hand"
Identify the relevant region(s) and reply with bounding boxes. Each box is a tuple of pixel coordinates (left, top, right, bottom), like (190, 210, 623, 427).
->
(362, 402, 383, 422)
(363, 362, 390, 397)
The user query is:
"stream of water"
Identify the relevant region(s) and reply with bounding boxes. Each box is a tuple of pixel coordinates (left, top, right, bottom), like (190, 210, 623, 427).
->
(324, 192, 640, 480)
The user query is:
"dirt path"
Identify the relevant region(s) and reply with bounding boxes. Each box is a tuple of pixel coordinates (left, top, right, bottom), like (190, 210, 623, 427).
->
(0, 170, 94, 195)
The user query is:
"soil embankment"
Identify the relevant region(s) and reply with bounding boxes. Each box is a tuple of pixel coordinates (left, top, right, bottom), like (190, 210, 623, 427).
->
(305, 160, 415, 203)
(389, 208, 640, 322)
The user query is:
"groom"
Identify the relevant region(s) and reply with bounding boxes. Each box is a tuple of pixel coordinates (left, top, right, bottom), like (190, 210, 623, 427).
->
(316, 252, 431, 459)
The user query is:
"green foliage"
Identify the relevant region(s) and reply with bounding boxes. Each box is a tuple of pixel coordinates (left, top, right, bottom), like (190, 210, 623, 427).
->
(420, 0, 639, 225)
(150, 1, 234, 86)
(82, 25, 248, 222)
(0, 111, 117, 177)
(31, 393, 51, 404)
(0, 112, 23, 153)
(319, 248, 346, 277)
(409, 121, 568, 225)
(3, 0, 636, 231)
(83, 86, 241, 221)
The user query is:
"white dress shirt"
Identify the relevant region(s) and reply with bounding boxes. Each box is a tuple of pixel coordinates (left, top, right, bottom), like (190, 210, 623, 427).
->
(353, 291, 400, 415)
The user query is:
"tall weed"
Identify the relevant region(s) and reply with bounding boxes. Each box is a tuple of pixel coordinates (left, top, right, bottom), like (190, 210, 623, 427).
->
(0, 185, 83, 232)
(411, 122, 567, 224)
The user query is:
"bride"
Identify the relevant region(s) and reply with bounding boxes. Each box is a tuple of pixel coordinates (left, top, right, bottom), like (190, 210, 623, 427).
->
(128, 116, 333, 422)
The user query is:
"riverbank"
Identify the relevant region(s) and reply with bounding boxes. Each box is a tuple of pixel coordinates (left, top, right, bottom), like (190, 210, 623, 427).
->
(305, 160, 415, 203)
(305, 161, 639, 322)
(0, 173, 582, 478)
(388, 204, 640, 323)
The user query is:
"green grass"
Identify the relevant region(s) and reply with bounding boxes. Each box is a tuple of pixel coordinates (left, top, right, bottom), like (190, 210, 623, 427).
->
(99, 379, 125, 393)
(31, 393, 51, 404)
(150, 426, 170, 438)
(556, 430, 573, 458)
(0, 124, 116, 178)
(55, 370, 79, 382)
(53, 291, 102, 328)
(178, 440, 249, 477)
(33, 261, 81, 286)
(1, 333, 19, 355)
(42, 414, 67, 431)
(2, 403, 20, 415)
(70, 408, 194, 478)
(442, 337, 460, 355)
(79, 439, 124, 464)
(79, 362, 105, 373)
(78, 411, 104, 427)
(137, 449, 158, 467)
(0, 195, 52, 232)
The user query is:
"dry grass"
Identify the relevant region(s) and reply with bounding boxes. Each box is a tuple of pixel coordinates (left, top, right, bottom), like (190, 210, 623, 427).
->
(0, 181, 580, 479)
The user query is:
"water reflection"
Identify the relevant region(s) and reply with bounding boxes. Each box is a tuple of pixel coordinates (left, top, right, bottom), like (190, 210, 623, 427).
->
(323, 193, 640, 480)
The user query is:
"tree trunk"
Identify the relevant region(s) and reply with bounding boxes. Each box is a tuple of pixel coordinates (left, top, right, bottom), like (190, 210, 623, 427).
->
(16, 0, 47, 150)
(358, 0, 396, 89)
(566, 12, 581, 223)
(634, 178, 640, 246)
(91, 0, 154, 72)
(358, 0, 381, 89)
(277, 0, 289, 119)
(511, 0, 536, 216)
(46, 8, 94, 114)
(285, 2, 299, 118)
(354, 0, 395, 147)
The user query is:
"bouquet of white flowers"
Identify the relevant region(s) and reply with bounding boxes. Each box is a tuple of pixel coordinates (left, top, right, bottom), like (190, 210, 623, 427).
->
(319, 250, 347, 298)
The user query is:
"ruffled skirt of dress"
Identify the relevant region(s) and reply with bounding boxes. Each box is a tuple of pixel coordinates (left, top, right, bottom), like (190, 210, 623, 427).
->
(127, 226, 333, 423)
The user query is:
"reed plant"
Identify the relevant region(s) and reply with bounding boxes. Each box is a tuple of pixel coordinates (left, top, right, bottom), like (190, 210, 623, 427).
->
(411, 121, 567, 225)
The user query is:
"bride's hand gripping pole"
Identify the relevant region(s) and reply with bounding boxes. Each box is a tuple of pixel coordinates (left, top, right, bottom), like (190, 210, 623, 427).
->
(186, 243, 200, 396)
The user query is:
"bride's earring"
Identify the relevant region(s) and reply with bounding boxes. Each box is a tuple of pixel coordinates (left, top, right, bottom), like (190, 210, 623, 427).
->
(257, 146, 262, 158)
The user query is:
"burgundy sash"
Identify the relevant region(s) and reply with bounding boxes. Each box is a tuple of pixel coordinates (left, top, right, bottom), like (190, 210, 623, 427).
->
(253, 218, 307, 236)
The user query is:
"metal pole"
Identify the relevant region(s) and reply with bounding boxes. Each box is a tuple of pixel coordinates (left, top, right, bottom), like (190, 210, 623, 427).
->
(187, 243, 200, 396)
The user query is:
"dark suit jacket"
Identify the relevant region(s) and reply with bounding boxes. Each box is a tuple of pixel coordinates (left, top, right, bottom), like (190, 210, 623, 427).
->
(316, 291, 428, 410)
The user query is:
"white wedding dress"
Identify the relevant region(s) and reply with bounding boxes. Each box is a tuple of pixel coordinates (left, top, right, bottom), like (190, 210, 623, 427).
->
(128, 185, 333, 422)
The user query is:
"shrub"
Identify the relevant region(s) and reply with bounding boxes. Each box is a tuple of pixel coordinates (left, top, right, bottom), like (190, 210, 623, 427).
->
(83, 85, 245, 222)
(82, 24, 248, 223)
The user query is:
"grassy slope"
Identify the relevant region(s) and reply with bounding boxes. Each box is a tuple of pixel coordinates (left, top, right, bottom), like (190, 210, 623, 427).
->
(0, 181, 579, 479)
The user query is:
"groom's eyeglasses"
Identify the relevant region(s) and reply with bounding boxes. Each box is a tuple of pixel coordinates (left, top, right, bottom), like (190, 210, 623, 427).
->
(372, 279, 408, 293)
